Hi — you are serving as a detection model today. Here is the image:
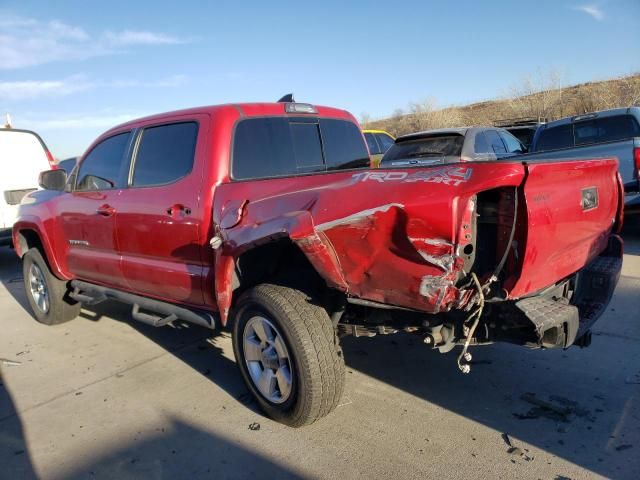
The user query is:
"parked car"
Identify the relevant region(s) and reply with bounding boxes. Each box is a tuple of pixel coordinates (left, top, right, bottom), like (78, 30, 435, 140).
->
(529, 107, 640, 209)
(56, 157, 78, 173)
(363, 129, 395, 167)
(14, 100, 622, 426)
(0, 124, 56, 246)
(494, 117, 546, 150)
(380, 127, 525, 167)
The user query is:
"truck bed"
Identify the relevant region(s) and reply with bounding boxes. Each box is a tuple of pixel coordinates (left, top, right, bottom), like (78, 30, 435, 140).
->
(214, 158, 623, 315)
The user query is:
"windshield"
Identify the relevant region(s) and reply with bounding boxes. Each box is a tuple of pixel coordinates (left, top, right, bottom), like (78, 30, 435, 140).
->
(381, 135, 464, 166)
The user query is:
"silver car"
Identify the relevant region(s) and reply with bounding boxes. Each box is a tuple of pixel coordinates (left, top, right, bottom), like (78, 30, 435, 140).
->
(380, 127, 526, 167)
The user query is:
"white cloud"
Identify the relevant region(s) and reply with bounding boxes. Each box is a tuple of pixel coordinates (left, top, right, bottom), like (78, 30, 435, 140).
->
(109, 74, 188, 88)
(103, 30, 185, 46)
(0, 74, 188, 101)
(30, 113, 143, 130)
(0, 14, 188, 70)
(0, 75, 92, 100)
(573, 4, 604, 21)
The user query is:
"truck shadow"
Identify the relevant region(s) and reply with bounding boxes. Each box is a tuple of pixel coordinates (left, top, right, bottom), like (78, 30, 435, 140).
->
(0, 370, 37, 479)
(79, 300, 260, 415)
(52, 415, 305, 479)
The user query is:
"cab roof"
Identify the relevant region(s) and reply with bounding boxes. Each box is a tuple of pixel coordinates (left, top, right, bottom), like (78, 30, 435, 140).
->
(104, 102, 355, 136)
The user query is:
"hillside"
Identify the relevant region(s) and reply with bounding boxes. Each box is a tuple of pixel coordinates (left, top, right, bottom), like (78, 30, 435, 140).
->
(363, 73, 640, 137)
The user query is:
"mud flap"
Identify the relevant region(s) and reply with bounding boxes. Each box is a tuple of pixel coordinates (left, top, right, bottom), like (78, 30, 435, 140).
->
(515, 297, 579, 349)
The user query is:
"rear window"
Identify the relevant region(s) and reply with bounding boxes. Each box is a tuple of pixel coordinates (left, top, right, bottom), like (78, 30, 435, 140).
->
(320, 119, 370, 170)
(574, 115, 640, 146)
(381, 135, 464, 165)
(484, 130, 507, 154)
(534, 124, 573, 151)
(375, 133, 395, 153)
(498, 130, 525, 153)
(232, 117, 369, 180)
(536, 114, 640, 151)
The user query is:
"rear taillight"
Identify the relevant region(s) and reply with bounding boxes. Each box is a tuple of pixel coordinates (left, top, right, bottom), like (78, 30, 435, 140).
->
(634, 147, 640, 177)
(46, 150, 57, 169)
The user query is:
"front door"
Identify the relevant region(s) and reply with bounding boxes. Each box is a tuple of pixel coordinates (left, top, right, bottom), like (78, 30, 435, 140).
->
(57, 131, 132, 287)
(113, 116, 208, 306)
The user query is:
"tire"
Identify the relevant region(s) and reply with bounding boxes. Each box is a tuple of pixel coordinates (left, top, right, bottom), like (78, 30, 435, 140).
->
(232, 284, 345, 427)
(23, 249, 80, 325)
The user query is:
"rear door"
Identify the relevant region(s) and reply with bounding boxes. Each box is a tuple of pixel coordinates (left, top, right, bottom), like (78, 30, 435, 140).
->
(506, 158, 620, 297)
(113, 116, 208, 306)
(57, 131, 132, 287)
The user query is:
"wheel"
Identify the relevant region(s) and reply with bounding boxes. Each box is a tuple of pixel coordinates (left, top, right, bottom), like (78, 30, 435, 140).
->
(22, 249, 80, 325)
(232, 284, 345, 427)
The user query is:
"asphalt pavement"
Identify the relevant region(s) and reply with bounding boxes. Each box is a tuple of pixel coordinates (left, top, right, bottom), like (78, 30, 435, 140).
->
(1, 219, 639, 480)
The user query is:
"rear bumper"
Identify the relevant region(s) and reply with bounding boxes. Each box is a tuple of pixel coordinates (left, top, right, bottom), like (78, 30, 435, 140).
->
(571, 235, 623, 339)
(513, 235, 623, 349)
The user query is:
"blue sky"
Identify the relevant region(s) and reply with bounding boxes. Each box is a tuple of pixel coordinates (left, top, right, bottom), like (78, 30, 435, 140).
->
(1, 0, 639, 158)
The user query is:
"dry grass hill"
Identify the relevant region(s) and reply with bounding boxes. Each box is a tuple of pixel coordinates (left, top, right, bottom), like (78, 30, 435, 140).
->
(363, 73, 640, 136)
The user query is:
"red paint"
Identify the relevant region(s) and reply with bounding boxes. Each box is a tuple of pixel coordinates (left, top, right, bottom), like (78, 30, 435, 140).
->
(14, 102, 622, 326)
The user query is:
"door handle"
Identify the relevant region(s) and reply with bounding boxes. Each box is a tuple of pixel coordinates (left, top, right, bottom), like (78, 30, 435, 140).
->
(96, 204, 115, 216)
(166, 204, 191, 216)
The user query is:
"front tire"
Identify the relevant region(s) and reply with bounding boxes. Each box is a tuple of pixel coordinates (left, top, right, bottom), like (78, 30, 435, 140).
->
(232, 284, 345, 427)
(23, 249, 80, 325)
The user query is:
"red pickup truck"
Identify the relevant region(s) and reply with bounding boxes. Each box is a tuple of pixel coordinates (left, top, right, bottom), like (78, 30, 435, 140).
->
(14, 101, 623, 426)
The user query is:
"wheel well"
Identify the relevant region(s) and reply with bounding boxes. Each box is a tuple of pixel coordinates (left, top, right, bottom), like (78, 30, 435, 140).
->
(235, 238, 327, 296)
(17, 229, 44, 258)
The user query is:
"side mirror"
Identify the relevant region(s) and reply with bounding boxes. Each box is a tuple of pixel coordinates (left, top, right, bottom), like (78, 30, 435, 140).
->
(39, 169, 67, 191)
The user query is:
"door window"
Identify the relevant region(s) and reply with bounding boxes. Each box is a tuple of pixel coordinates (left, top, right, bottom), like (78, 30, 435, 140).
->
(132, 122, 198, 187)
(76, 132, 131, 191)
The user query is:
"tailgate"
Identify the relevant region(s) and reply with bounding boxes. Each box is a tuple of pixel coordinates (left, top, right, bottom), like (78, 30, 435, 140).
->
(506, 158, 620, 298)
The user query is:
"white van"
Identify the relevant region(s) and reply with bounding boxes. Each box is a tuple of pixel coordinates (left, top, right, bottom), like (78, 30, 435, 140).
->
(0, 126, 54, 246)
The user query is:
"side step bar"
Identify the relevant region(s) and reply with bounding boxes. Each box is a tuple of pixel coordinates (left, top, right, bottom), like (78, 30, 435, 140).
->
(69, 280, 217, 330)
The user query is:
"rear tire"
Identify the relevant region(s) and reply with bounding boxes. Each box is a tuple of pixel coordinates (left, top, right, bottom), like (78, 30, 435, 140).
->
(23, 249, 80, 325)
(232, 284, 345, 427)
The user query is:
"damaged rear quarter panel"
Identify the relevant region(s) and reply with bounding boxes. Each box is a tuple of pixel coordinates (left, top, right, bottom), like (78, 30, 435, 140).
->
(213, 163, 526, 320)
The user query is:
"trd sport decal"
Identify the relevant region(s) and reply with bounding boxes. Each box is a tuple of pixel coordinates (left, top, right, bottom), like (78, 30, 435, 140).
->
(352, 167, 473, 186)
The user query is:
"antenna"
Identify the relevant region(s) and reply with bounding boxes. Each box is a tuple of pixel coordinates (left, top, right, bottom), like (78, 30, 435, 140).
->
(277, 93, 295, 103)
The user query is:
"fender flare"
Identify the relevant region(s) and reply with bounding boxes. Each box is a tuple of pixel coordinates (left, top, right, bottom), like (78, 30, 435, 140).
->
(213, 211, 348, 326)
(13, 217, 71, 280)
